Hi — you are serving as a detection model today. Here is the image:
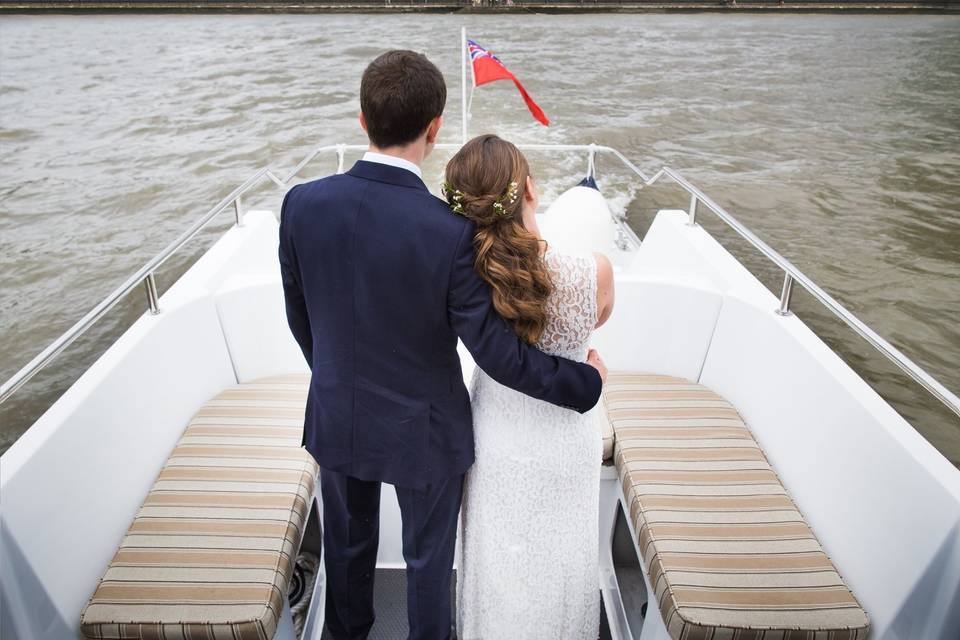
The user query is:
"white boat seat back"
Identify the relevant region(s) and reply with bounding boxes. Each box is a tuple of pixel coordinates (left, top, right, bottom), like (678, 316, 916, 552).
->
(590, 275, 723, 381)
(215, 275, 310, 383)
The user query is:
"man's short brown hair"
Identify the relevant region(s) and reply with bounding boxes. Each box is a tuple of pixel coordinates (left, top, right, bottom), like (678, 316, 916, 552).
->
(360, 50, 446, 149)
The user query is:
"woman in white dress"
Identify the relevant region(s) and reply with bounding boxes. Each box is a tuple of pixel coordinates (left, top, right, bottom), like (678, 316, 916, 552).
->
(443, 134, 615, 639)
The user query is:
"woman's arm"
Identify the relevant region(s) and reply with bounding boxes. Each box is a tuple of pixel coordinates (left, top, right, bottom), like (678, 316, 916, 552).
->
(593, 252, 615, 329)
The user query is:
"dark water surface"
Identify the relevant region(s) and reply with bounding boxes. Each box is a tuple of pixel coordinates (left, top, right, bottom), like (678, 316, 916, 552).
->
(1, 14, 958, 464)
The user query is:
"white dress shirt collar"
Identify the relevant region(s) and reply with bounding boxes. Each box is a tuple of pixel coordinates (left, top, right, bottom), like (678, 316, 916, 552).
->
(362, 151, 423, 179)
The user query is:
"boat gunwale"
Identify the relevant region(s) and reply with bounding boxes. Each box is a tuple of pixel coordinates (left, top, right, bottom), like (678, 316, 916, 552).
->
(1, 141, 958, 424)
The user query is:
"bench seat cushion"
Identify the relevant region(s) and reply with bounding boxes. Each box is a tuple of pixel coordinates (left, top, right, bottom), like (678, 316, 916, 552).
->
(604, 372, 869, 640)
(80, 374, 319, 640)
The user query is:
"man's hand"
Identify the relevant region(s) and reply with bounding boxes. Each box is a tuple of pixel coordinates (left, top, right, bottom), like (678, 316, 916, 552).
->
(587, 348, 607, 385)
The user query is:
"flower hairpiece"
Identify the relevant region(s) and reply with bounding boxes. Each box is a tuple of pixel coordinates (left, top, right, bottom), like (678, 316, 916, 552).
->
(492, 181, 520, 217)
(442, 181, 465, 215)
(442, 180, 520, 218)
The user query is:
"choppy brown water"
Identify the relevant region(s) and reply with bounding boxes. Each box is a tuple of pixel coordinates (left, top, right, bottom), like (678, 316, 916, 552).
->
(1, 14, 958, 465)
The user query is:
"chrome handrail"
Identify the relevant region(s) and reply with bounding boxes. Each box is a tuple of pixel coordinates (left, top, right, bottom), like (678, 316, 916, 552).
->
(1, 142, 958, 421)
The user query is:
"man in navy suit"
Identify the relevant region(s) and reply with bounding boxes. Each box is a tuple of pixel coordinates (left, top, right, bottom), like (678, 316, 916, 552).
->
(279, 50, 606, 640)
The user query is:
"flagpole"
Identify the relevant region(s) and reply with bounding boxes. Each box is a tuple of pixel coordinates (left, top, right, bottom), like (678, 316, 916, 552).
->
(466, 37, 476, 120)
(460, 26, 468, 144)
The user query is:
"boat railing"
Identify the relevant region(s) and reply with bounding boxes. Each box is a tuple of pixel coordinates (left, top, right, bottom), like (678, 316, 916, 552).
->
(1, 141, 958, 421)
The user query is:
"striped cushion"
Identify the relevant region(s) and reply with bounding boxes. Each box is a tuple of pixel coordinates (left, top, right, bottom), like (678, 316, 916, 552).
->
(604, 373, 869, 640)
(80, 374, 319, 640)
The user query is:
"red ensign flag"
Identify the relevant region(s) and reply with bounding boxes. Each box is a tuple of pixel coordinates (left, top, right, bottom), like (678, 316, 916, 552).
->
(468, 39, 550, 127)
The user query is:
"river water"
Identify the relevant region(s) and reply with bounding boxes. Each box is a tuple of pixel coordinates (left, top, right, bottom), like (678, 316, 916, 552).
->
(1, 13, 958, 465)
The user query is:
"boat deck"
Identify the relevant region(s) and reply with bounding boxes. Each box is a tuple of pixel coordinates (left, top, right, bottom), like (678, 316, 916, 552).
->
(317, 569, 442, 640)
(315, 568, 614, 639)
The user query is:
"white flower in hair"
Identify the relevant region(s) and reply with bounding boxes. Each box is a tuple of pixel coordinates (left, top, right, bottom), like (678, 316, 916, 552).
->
(493, 181, 519, 217)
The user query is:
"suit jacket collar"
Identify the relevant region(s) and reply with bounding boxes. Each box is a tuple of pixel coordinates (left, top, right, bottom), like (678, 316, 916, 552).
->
(347, 160, 429, 193)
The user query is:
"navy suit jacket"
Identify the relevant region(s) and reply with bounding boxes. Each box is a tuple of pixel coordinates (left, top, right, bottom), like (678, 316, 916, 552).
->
(279, 160, 602, 489)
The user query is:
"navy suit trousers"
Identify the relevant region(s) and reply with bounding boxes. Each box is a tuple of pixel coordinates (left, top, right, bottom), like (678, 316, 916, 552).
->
(320, 468, 464, 640)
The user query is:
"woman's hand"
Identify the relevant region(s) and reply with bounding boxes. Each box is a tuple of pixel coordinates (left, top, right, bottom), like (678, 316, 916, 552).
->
(587, 348, 607, 384)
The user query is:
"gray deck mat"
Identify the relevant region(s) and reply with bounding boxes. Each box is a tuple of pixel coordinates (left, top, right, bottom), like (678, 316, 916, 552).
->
(319, 568, 449, 640)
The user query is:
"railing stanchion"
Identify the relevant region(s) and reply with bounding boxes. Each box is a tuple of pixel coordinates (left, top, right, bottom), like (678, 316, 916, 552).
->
(234, 197, 244, 227)
(777, 273, 795, 317)
(687, 195, 698, 226)
(144, 273, 160, 315)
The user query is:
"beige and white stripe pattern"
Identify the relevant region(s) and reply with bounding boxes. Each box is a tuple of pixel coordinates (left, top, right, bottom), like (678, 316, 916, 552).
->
(80, 374, 319, 640)
(604, 373, 869, 640)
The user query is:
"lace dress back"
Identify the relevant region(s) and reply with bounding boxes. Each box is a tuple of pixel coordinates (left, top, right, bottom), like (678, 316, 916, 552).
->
(456, 247, 602, 639)
(537, 248, 599, 361)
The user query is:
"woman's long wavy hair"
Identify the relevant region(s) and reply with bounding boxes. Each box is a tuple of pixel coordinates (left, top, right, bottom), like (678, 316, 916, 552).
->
(444, 134, 552, 344)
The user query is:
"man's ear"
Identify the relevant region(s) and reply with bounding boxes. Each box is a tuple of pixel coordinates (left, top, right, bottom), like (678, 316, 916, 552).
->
(359, 112, 368, 134)
(425, 115, 442, 145)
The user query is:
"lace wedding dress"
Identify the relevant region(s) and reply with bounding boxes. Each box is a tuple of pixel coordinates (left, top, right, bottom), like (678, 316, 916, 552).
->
(456, 247, 602, 640)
